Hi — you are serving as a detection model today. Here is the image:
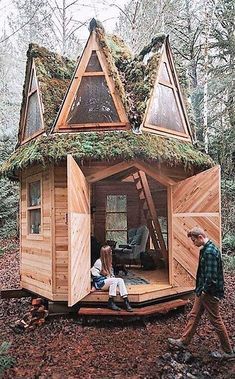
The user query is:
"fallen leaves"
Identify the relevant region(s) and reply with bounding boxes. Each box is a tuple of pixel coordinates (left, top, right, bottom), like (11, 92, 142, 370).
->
(0, 240, 234, 378)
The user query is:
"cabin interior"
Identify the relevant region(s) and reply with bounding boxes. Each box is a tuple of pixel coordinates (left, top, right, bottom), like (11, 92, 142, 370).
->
(91, 169, 169, 292)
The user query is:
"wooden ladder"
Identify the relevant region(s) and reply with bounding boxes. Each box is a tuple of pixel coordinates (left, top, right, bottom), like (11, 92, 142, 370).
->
(132, 170, 168, 263)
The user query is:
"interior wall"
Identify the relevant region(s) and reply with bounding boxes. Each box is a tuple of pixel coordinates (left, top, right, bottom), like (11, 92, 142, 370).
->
(92, 177, 168, 245)
(147, 175, 167, 217)
(93, 181, 141, 244)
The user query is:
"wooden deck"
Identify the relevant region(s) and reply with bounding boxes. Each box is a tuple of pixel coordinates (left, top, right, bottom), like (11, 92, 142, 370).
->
(78, 298, 189, 317)
(83, 267, 193, 303)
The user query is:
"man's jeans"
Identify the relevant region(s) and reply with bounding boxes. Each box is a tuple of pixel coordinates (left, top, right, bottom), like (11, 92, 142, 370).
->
(181, 293, 232, 353)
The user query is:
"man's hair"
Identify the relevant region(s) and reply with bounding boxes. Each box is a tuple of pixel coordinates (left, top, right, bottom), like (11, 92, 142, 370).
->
(187, 227, 206, 238)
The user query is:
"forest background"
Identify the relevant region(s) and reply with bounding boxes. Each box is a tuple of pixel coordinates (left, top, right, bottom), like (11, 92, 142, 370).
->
(0, 0, 234, 258)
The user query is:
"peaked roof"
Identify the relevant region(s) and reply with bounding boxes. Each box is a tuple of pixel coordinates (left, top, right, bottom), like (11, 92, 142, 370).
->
(53, 22, 130, 132)
(141, 38, 191, 139)
(17, 44, 76, 145)
(18, 25, 192, 144)
(1, 21, 213, 179)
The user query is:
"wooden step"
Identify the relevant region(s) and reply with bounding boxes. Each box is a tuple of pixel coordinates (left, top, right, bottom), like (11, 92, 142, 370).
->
(78, 299, 188, 317)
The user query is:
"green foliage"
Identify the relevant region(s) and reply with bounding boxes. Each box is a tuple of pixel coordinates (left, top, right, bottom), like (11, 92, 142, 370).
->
(0, 134, 19, 237)
(222, 235, 235, 255)
(0, 342, 15, 377)
(223, 254, 235, 272)
(221, 179, 235, 240)
(0, 178, 19, 238)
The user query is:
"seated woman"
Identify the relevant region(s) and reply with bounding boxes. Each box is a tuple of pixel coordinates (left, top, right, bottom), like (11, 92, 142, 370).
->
(91, 245, 133, 312)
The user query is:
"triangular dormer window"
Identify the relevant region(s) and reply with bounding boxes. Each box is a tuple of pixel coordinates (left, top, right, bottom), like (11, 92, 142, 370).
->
(21, 62, 44, 143)
(143, 43, 191, 140)
(53, 32, 129, 132)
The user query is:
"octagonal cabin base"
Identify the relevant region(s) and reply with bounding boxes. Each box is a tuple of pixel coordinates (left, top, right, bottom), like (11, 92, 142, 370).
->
(19, 157, 221, 307)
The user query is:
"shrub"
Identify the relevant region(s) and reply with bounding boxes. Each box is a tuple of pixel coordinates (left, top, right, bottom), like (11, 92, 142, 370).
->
(0, 342, 15, 377)
(223, 255, 235, 272)
(222, 234, 235, 255)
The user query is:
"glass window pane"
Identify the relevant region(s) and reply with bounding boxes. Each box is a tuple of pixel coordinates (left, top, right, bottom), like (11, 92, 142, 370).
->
(159, 62, 171, 83)
(29, 209, 41, 234)
(158, 217, 168, 248)
(24, 92, 43, 138)
(106, 213, 127, 230)
(158, 217, 167, 232)
(106, 231, 127, 246)
(67, 76, 120, 124)
(106, 195, 127, 212)
(30, 72, 37, 91)
(28, 180, 41, 206)
(85, 51, 102, 72)
(148, 84, 185, 133)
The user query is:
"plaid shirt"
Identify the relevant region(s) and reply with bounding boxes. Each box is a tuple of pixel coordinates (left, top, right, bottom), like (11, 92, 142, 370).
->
(195, 240, 224, 298)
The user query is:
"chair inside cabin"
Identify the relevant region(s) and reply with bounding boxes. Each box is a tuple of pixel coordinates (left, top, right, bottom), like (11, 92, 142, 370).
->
(114, 225, 149, 266)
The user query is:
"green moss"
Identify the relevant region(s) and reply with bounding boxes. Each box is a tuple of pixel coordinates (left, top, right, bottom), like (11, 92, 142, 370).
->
(96, 28, 128, 110)
(32, 46, 76, 131)
(139, 34, 167, 57)
(18, 43, 76, 142)
(1, 131, 213, 178)
(106, 34, 133, 63)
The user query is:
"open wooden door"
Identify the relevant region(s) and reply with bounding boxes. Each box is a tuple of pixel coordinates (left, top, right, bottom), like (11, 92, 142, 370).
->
(169, 166, 221, 287)
(67, 155, 91, 306)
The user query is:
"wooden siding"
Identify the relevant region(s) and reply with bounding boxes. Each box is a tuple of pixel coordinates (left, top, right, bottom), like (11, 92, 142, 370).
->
(67, 155, 91, 306)
(20, 165, 53, 298)
(53, 164, 68, 297)
(171, 166, 221, 287)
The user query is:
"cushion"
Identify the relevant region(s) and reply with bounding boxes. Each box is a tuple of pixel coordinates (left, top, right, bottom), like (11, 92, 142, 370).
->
(130, 233, 142, 245)
(127, 228, 137, 244)
(130, 225, 147, 245)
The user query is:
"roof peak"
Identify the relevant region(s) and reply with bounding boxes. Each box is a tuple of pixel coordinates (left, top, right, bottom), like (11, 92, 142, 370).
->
(89, 18, 104, 32)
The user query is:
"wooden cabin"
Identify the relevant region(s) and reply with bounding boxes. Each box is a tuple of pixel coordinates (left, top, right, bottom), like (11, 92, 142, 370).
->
(2, 20, 221, 308)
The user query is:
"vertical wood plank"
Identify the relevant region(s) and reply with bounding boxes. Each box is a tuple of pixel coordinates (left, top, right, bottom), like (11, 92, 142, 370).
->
(67, 155, 91, 306)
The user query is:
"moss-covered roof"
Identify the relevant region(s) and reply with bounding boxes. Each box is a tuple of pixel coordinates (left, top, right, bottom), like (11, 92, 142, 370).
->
(4, 22, 209, 180)
(18, 28, 170, 138)
(99, 30, 166, 129)
(18, 44, 76, 141)
(1, 131, 213, 178)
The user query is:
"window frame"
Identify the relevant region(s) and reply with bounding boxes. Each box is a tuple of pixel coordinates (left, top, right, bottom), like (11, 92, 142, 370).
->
(26, 173, 43, 240)
(105, 194, 127, 244)
(143, 47, 191, 140)
(53, 35, 129, 132)
(21, 61, 45, 145)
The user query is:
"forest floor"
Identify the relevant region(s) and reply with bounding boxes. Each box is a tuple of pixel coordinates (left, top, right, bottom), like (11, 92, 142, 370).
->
(0, 238, 234, 379)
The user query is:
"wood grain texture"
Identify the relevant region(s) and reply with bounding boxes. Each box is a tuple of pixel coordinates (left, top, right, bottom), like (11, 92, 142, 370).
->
(172, 166, 220, 213)
(67, 155, 91, 306)
(171, 166, 221, 286)
(20, 166, 53, 298)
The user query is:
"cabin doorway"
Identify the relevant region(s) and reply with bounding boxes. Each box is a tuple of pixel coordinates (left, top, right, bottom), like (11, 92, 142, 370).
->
(90, 167, 170, 301)
(67, 155, 171, 305)
(67, 156, 221, 306)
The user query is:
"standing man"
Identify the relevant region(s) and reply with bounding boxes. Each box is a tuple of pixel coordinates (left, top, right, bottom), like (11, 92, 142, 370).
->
(168, 227, 234, 358)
